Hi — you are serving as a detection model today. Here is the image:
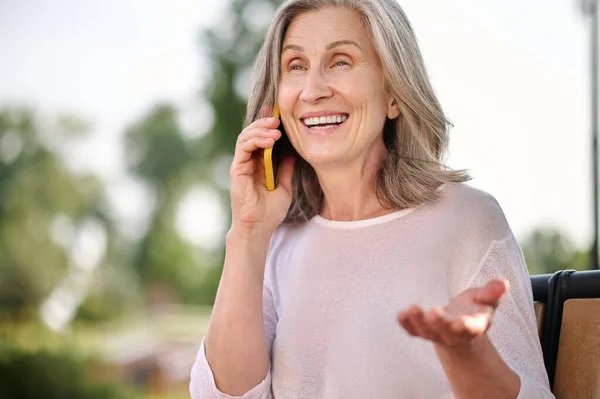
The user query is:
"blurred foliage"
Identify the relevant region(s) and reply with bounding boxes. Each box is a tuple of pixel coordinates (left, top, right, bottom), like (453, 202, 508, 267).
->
(200, 0, 282, 159)
(124, 0, 282, 306)
(0, 107, 116, 319)
(124, 104, 215, 304)
(521, 228, 592, 275)
(0, 345, 134, 399)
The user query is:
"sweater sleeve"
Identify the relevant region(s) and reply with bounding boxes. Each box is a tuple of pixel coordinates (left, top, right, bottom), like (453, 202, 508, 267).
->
(468, 235, 555, 398)
(189, 278, 278, 399)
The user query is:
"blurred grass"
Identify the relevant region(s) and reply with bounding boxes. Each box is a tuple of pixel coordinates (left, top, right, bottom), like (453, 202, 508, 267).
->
(0, 320, 99, 355)
(146, 391, 191, 399)
(1, 305, 212, 353)
(1, 306, 213, 398)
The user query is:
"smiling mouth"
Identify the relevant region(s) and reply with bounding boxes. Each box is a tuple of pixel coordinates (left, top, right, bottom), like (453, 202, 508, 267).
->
(302, 114, 349, 129)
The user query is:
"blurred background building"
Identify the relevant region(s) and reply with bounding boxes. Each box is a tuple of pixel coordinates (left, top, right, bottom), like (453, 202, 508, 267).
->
(0, 0, 597, 397)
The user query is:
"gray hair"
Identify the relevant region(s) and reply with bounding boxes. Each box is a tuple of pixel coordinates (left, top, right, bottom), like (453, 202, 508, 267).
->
(245, 0, 470, 223)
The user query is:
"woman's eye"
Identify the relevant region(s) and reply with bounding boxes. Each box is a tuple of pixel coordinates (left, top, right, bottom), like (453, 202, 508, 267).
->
(291, 65, 303, 71)
(334, 60, 349, 67)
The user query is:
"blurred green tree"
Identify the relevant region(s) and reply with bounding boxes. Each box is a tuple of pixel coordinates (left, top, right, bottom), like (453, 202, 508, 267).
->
(124, 104, 206, 304)
(521, 228, 592, 275)
(0, 107, 117, 320)
(200, 0, 283, 160)
(125, 0, 282, 306)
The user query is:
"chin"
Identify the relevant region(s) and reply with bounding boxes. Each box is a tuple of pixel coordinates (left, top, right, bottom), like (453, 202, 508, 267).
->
(300, 147, 349, 168)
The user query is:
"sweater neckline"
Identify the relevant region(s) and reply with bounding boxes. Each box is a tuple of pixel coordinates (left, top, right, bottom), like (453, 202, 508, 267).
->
(311, 207, 415, 230)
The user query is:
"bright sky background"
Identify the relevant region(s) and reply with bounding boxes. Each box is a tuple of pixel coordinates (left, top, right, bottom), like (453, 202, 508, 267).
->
(0, 0, 596, 248)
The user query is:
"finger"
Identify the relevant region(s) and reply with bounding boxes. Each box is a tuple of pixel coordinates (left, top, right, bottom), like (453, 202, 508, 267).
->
(410, 307, 441, 342)
(237, 126, 281, 147)
(475, 279, 509, 308)
(397, 310, 419, 337)
(238, 118, 280, 141)
(234, 137, 276, 165)
(425, 307, 454, 342)
(241, 137, 275, 153)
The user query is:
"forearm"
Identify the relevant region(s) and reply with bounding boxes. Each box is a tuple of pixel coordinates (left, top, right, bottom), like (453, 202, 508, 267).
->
(204, 227, 272, 395)
(435, 335, 520, 399)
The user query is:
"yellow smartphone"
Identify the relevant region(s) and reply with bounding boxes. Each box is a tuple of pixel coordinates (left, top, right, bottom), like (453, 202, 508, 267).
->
(264, 105, 280, 191)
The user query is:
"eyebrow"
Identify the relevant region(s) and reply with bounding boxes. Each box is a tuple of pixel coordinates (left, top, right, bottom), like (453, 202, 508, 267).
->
(281, 39, 362, 54)
(326, 39, 361, 51)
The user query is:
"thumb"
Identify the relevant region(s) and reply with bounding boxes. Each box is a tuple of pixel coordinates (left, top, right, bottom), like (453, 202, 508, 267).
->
(276, 155, 296, 195)
(475, 279, 509, 308)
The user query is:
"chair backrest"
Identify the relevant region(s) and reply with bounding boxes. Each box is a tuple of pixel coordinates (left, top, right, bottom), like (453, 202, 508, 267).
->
(535, 270, 600, 396)
(553, 298, 600, 398)
(533, 301, 546, 342)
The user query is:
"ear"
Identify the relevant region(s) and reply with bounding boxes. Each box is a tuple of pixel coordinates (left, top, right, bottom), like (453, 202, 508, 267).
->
(386, 95, 401, 120)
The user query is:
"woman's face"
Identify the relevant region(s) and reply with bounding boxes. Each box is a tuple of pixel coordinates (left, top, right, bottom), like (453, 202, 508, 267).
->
(278, 7, 399, 168)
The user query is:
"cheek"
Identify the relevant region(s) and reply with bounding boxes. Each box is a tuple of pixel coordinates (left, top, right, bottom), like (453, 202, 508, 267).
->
(333, 75, 380, 106)
(345, 80, 388, 117)
(277, 84, 302, 146)
(278, 78, 302, 107)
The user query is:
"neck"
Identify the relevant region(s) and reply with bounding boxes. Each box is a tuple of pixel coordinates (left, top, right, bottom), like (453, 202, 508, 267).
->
(315, 139, 395, 221)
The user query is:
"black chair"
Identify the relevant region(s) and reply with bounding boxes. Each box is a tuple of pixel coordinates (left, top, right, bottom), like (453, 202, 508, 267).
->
(532, 269, 600, 398)
(546, 270, 600, 398)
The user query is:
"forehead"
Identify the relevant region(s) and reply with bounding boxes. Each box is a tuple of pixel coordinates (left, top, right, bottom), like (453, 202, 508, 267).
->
(283, 7, 370, 50)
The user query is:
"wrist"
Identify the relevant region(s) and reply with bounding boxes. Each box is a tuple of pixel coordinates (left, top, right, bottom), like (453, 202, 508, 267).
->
(434, 334, 521, 398)
(227, 225, 273, 248)
(229, 223, 272, 241)
(434, 334, 490, 359)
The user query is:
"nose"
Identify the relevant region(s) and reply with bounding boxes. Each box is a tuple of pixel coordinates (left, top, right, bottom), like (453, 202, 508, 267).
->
(299, 69, 333, 104)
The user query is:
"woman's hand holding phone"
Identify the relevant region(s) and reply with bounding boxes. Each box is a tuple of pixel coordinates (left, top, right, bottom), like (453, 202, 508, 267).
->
(229, 107, 295, 236)
(208, 109, 294, 393)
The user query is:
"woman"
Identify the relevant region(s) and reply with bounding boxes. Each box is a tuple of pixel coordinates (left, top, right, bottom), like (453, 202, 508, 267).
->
(190, 0, 554, 397)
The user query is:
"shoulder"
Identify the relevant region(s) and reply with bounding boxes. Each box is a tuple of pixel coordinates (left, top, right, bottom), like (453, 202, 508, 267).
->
(427, 182, 512, 242)
(436, 182, 504, 218)
(424, 183, 519, 294)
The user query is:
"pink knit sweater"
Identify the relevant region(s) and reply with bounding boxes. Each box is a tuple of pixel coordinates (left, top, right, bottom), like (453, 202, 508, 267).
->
(190, 183, 554, 398)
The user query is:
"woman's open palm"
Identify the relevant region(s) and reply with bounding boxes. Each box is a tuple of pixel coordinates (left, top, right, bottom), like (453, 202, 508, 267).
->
(397, 279, 509, 350)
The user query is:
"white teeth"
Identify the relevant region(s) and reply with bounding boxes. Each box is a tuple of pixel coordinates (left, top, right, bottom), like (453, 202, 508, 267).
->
(303, 114, 347, 126)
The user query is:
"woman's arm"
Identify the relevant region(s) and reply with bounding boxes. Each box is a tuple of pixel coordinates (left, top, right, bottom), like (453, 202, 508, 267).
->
(190, 112, 294, 398)
(202, 228, 273, 395)
(397, 236, 554, 398)
(434, 334, 520, 398)
(189, 226, 278, 399)
(398, 279, 521, 398)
